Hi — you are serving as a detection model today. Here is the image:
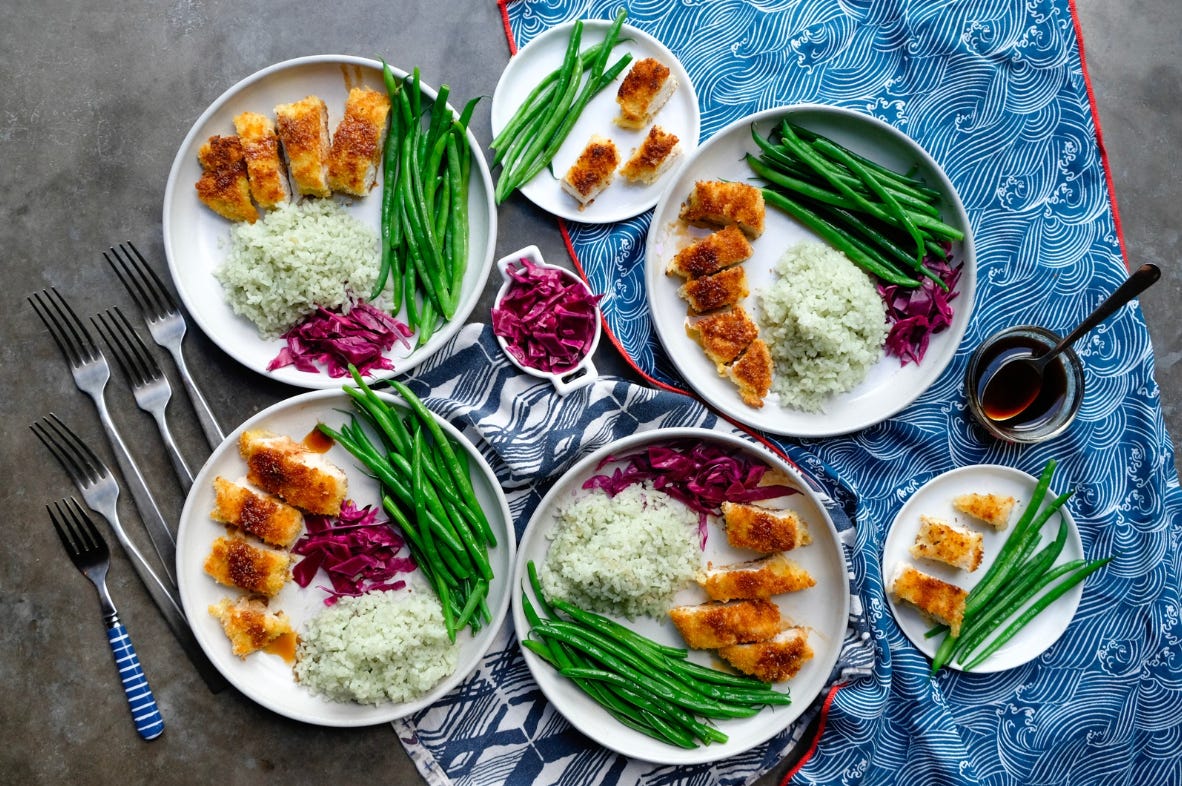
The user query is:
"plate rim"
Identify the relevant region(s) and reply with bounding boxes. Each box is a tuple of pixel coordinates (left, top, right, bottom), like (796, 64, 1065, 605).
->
(644, 102, 977, 437)
(510, 425, 851, 765)
(176, 387, 515, 726)
(161, 53, 498, 390)
(490, 18, 701, 224)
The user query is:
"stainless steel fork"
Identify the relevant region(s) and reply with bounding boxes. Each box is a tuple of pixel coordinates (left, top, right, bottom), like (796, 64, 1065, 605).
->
(47, 497, 165, 741)
(92, 306, 194, 491)
(28, 287, 177, 579)
(31, 414, 229, 694)
(105, 242, 225, 450)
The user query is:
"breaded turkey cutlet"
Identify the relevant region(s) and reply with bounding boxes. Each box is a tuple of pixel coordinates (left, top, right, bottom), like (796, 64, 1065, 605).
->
(678, 265, 749, 314)
(666, 225, 754, 279)
(953, 492, 1016, 530)
(891, 564, 967, 636)
(686, 305, 760, 372)
(232, 111, 290, 210)
(701, 553, 815, 601)
(910, 514, 983, 572)
(727, 337, 773, 408)
(274, 95, 332, 197)
(203, 535, 293, 597)
(195, 134, 258, 223)
(679, 180, 766, 239)
(327, 86, 392, 196)
(210, 476, 304, 549)
(615, 57, 678, 129)
(718, 626, 814, 682)
(208, 596, 295, 658)
(668, 598, 783, 649)
(722, 501, 812, 553)
(239, 429, 348, 515)
(561, 134, 619, 207)
(620, 125, 681, 184)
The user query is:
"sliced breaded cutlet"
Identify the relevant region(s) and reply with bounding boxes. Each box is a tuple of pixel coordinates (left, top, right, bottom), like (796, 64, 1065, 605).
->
(210, 476, 304, 549)
(274, 95, 332, 197)
(718, 627, 813, 682)
(561, 134, 619, 208)
(668, 598, 782, 649)
(239, 429, 348, 515)
(195, 134, 257, 223)
(679, 180, 766, 239)
(722, 501, 812, 553)
(208, 596, 295, 658)
(701, 553, 815, 601)
(727, 338, 773, 408)
(203, 535, 292, 597)
(233, 111, 290, 210)
(910, 515, 983, 572)
(678, 265, 748, 314)
(667, 225, 754, 280)
(953, 493, 1017, 530)
(620, 125, 681, 184)
(686, 304, 759, 373)
(615, 57, 677, 130)
(891, 564, 967, 636)
(327, 86, 392, 196)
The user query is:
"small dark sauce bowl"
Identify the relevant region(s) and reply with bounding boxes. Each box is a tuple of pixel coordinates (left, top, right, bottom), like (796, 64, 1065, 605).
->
(964, 325, 1084, 443)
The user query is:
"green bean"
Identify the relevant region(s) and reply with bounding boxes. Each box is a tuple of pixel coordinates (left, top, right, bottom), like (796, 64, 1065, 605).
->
(791, 121, 943, 201)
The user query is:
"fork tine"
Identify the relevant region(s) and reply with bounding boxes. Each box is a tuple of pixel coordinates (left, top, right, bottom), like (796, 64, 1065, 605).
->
(30, 413, 106, 487)
(47, 499, 82, 555)
(64, 497, 105, 554)
(92, 307, 160, 386)
(105, 242, 175, 321)
(27, 288, 101, 368)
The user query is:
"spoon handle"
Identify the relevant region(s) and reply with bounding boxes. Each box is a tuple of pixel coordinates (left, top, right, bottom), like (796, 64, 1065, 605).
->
(1049, 264, 1160, 355)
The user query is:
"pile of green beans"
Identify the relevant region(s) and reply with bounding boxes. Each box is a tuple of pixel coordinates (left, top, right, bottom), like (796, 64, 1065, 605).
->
(491, 10, 632, 204)
(748, 120, 965, 288)
(373, 63, 479, 347)
(521, 561, 791, 749)
(928, 459, 1112, 672)
(319, 367, 496, 640)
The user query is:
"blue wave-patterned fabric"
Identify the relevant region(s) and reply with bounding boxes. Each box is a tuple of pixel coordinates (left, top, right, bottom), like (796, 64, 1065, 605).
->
(487, 2, 1181, 785)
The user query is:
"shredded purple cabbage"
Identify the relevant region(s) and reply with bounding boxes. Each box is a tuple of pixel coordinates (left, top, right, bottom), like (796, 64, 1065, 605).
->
(268, 302, 412, 378)
(878, 256, 963, 365)
(292, 501, 417, 605)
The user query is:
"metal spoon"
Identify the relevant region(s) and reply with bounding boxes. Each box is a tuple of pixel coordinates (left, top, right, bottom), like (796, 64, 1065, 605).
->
(982, 263, 1161, 421)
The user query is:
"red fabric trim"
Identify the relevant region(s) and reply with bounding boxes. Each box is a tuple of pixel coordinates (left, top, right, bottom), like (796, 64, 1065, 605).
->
(781, 683, 844, 785)
(1068, 0, 1129, 270)
(497, 0, 518, 55)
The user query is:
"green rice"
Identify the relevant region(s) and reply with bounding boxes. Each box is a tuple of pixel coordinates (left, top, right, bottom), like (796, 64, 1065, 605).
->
(294, 590, 458, 705)
(541, 482, 700, 618)
(758, 241, 887, 412)
(215, 199, 380, 337)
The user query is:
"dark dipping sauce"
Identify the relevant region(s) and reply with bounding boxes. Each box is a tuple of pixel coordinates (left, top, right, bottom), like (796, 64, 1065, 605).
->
(976, 341, 1069, 427)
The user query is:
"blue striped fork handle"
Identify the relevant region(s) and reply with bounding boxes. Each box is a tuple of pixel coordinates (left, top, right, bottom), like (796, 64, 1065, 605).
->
(106, 617, 165, 740)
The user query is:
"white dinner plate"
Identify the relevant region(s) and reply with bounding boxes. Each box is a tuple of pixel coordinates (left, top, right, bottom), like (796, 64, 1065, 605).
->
(881, 464, 1084, 672)
(490, 19, 700, 223)
(162, 55, 496, 389)
(645, 104, 976, 437)
(176, 388, 514, 726)
(511, 427, 850, 765)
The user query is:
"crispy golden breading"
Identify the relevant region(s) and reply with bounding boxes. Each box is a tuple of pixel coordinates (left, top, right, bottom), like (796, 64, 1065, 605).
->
(679, 180, 766, 239)
(620, 125, 681, 184)
(326, 86, 391, 196)
(233, 111, 290, 210)
(891, 564, 967, 636)
(701, 553, 816, 601)
(238, 429, 348, 515)
(203, 536, 292, 597)
(953, 493, 1016, 530)
(667, 226, 754, 279)
(910, 515, 983, 572)
(668, 598, 783, 649)
(686, 305, 759, 372)
(727, 338, 773, 408)
(616, 57, 677, 129)
(208, 596, 294, 658)
(678, 265, 749, 314)
(210, 476, 304, 549)
(274, 95, 331, 197)
(195, 134, 257, 223)
(718, 627, 814, 682)
(561, 135, 619, 207)
(722, 501, 812, 554)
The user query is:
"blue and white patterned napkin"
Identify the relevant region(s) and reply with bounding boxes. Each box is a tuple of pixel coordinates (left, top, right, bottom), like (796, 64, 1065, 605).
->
(391, 323, 877, 786)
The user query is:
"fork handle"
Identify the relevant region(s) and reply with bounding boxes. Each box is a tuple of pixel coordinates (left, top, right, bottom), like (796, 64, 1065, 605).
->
(106, 622, 165, 740)
(168, 344, 225, 450)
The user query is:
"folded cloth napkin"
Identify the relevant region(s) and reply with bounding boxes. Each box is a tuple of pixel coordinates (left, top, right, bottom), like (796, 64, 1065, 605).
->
(392, 323, 878, 785)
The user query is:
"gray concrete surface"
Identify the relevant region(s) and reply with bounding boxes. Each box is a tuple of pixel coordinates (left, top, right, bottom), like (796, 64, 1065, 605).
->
(0, 1, 1175, 784)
